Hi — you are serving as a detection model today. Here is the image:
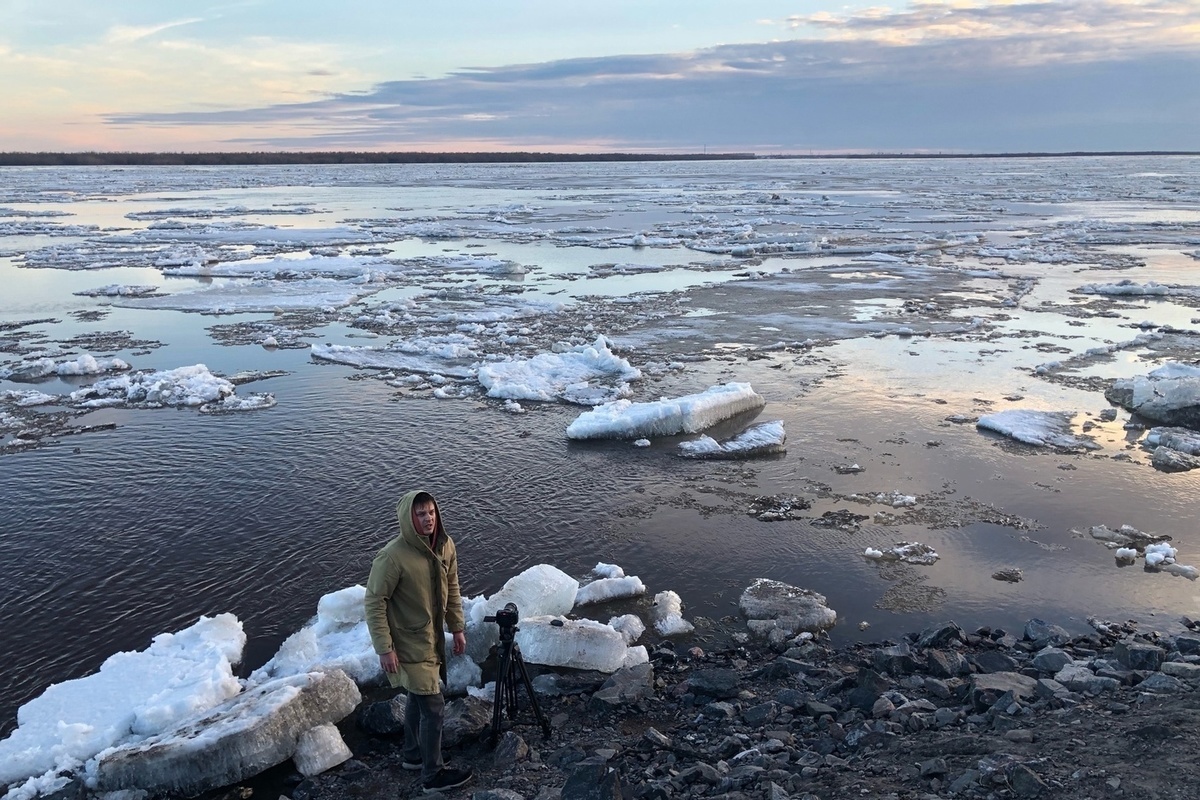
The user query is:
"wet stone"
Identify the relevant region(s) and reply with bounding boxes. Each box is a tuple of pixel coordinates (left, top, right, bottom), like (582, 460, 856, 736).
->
(1030, 647, 1072, 674)
(926, 650, 970, 678)
(971, 650, 1020, 674)
(1114, 641, 1165, 671)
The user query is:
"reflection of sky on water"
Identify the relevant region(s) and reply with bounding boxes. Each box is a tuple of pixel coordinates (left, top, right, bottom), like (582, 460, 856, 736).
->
(2, 158, 1200, 734)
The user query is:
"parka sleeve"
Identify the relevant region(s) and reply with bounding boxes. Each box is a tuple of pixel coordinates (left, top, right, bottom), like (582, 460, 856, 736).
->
(364, 551, 399, 655)
(445, 543, 465, 633)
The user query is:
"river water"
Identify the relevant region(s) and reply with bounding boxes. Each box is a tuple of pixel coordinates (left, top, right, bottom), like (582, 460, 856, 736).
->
(2, 157, 1200, 733)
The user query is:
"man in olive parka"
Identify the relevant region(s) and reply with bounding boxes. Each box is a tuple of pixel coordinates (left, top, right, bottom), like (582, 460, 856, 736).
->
(365, 490, 472, 791)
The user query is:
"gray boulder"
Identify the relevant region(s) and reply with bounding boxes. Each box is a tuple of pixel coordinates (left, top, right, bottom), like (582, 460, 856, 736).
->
(874, 643, 922, 675)
(590, 663, 654, 709)
(688, 668, 740, 699)
(1137, 672, 1189, 694)
(1023, 619, 1071, 648)
(1055, 664, 1120, 694)
(444, 695, 493, 747)
(739, 579, 837, 636)
(95, 669, 361, 796)
(915, 621, 966, 649)
(1114, 641, 1165, 671)
(1030, 647, 1073, 674)
(968, 672, 1038, 712)
(562, 763, 623, 800)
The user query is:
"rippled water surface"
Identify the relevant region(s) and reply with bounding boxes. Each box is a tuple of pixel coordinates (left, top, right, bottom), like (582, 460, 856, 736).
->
(3, 157, 1200, 733)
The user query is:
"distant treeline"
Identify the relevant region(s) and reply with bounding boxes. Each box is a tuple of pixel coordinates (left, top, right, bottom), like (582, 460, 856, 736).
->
(1, 150, 1195, 167)
(0, 151, 757, 167)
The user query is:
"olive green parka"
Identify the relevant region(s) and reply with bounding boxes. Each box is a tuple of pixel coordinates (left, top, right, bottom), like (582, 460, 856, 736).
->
(364, 490, 464, 694)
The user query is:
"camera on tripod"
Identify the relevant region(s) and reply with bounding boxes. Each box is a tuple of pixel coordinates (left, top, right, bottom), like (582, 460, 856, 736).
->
(482, 601, 552, 743)
(484, 602, 519, 634)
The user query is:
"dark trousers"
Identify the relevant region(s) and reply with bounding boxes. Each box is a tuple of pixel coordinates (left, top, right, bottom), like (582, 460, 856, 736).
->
(403, 691, 445, 779)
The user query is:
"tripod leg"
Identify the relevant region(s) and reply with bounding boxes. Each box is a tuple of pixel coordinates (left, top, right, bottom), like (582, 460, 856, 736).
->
(511, 644, 553, 739)
(491, 641, 514, 746)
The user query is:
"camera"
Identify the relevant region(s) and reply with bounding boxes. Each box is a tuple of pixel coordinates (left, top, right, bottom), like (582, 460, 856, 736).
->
(484, 602, 519, 629)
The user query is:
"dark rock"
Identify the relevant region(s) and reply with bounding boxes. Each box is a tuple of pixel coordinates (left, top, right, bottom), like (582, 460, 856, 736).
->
(688, 668, 740, 699)
(532, 671, 608, 696)
(444, 696, 493, 747)
(562, 763, 623, 800)
(919, 757, 949, 776)
(590, 663, 655, 709)
(702, 701, 737, 719)
(846, 669, 891, 712)
(494, 731, 529, 766)
(547, 745, 587, 769)
(1136, 672, 1189, 693)
(971, 650, 1019, 674)
(802, 699, 838, 717)
(357, 696, 406, 736)
(742, 701, 779, 726)
(1114, 640, 1166, 671)
(41, 778, 86, 800)
(873, 643, 922, 675)
(474, 791, 526, 800)
(776, 688, 808, 708)
(1055, 664, 1120, 694)
(969, 672, 1038, 711)
(1174, 634, 1200, 655)
(1010, 764, 1049, 797)
(926, 650, 970, 678)
(1030, 647, 1072, 674)
(916, 622, 966, 649)
(1023, 619, 1071, 648)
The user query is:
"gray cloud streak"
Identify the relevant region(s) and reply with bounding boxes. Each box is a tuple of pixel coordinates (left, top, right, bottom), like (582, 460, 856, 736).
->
(105, 8, 1200, 152)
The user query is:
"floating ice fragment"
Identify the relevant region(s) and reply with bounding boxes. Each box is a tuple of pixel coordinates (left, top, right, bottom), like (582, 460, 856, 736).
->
(477, 335, 640, 405)
(574, 576, 647, 606)
(678, 420, 785, 459)
(977, 409, 1098, 450)
(650, 590, 694, 635)
(567, 382, 765, 440)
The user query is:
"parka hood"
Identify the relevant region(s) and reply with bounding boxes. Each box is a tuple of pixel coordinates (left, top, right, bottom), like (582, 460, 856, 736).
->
(396, 489, 445, 552)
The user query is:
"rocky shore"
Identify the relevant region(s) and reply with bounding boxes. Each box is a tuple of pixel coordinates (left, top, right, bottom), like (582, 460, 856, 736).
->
(283, 615, 1200, 800)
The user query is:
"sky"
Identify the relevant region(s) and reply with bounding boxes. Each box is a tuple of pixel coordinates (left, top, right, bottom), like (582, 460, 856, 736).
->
(1, 0, 1198, 154)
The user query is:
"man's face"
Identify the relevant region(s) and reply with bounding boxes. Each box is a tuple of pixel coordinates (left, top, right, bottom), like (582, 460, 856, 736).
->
(414, 500, 438, 536)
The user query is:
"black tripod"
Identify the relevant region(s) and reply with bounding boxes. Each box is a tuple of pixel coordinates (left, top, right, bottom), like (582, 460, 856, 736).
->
(485, 604, 552, 745)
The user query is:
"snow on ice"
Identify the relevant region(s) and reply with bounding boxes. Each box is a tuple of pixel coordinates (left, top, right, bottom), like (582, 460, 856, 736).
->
(566, 382, 765, 440)
(68, 364, 275, 412)
(0, 355, 129, 382)
(477, 336, 641, 405)
(0, 615, 245, 791)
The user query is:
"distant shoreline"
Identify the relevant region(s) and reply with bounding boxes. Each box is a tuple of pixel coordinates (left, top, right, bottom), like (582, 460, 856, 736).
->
(1, 150, 1198, 167)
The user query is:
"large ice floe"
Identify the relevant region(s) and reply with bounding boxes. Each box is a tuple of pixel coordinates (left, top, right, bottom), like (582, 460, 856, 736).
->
(975, 409, 1098, 450)
(67, 364, 276, 413)
(477, 336, 642, 405)
(566, 382, 765, 440)
(0, 615, 245, 795)
(1106, 362, 1200, 429)
(111, 277, 384, 314)
(0, 355, 130, 382)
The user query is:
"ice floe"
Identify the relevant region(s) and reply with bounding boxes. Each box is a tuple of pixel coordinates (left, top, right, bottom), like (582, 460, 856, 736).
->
(566, 382, 765, 440)
(68, 364, 275, 412)
(111, 277, 385, 314)
(0, 355, 130, 382)
(73, 285, 160, 297)
(0, 615, 244, 791)
(477, 336, 641, 404)
(678, 420, 785, 459)
(976, 409, 1098, 450)
(863, 542, 940, 565)
(1106, 362, 1200, 428)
